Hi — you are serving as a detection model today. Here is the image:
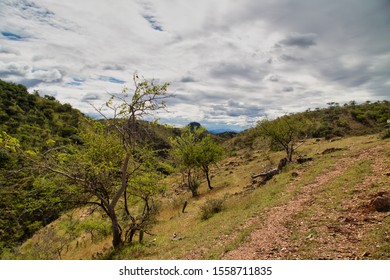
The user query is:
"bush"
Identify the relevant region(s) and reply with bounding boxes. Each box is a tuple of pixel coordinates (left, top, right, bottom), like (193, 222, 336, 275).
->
(381, 129, 390, 139)
(200, 198, 224, 220)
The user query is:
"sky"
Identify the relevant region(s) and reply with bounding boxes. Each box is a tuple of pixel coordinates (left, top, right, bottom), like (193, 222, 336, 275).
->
(1, 0, 390, 131)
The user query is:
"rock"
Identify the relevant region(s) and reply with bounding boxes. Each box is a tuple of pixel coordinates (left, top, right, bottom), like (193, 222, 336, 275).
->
(329, 137, 342, 142)
(371, 192, 390, 212)
(172, 233, 185, 241)
(321, 147, 344, 154)
(291, 172, 299, 178)
(297, 157, 313, 164)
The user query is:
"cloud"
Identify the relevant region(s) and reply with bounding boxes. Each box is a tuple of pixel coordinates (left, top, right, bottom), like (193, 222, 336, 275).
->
(279, 32, 317, 48)
(0, 0, 389, 131)
(280, 54, 302, 62)
(0, 62, 31, 76)
(10, 0, 74, 31)
(0, 45, 21, 55)
(81, 93, 101, 102)
(210, 62, 264, 82)
(180, 76, 197, 83)
(102, 64, 126, 71)
(31, 69, 63, 83)
(282, 86, 294, 92)
(267, 75, 280, 82)
(210, 99, 264, 118)
(0, 61, 63, 86)
(66, 77, 85, 86)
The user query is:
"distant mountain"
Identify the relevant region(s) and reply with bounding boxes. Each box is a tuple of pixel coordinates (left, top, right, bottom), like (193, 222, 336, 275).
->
(187, 122, 201, 131)
(209, 128, 240, 134)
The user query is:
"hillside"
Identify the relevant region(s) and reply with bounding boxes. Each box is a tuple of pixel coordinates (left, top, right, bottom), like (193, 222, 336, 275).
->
(227, 100, 390, 150)
(0, 80, 389, 260)
(5, 134, 388, 260)
(0, 80, 179, 253)
(0, 80, 86, 251)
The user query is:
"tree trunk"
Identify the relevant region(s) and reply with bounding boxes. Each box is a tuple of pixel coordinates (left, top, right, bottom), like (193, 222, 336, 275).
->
(187, 169, 198, 197)
(182, 201, 188, 213)
(124, 188, 130, 215)
(286, 147, 293, 162)
(108, 153, 131, 248)
(128, 228, 136, 243)
(109, 208, 122, 248)
(252, 157, 288, 184)
(204, 166, 213, 190)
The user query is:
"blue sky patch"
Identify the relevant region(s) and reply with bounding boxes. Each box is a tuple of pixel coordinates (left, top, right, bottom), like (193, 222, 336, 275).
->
(1, 31, 24, 41)
(143, 15, 163, 31)
(69, 78, 84, 85)
(99, 76, 126, 84)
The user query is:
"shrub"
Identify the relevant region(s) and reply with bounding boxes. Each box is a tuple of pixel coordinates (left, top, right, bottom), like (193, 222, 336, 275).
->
(381, 129, 390, 139)
(200, 198, 224, 220)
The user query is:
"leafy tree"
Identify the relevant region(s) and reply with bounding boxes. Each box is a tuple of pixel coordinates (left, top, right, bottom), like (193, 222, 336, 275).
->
(257, 115, 307, 162)
(170, 127, 201, 197)
(170, 126, 224, 196)
(194, 132, 224, 190)
(24, 73, 171, 248)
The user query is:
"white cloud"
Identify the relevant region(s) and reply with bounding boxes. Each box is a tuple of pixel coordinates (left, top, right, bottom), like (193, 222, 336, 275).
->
(30, 68, 63, 83)
(0, 0, 389, 131)
(0, 61, 31, 76)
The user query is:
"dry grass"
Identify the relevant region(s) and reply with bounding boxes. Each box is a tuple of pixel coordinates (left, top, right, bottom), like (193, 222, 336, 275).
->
(14, 134, 390, 260)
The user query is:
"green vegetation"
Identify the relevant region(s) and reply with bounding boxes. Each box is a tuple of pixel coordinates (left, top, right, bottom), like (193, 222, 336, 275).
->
(228, 100, 390, 151)
(170, 126, 225, 196)
(256, 115, 308, 161)
(23, 74, 171, 249)
(0, 79, 389, 260)
(0, 80, 85, 253)
(200, 198, 225, 220)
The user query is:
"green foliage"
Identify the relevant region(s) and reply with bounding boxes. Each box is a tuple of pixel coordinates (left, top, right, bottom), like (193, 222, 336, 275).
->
(195, 133, 225, 169)
(257, 115, 307, 161)
(0, 131, 20, 152)
(27, 73, 173, 249)
(382, 129, 390, 139)
(0, 79, 85, 253)
(0, 79, 84, 148)
(200, 198, 225, 220)
(305, 100, 390, 137)
(170, 126, 225, 195)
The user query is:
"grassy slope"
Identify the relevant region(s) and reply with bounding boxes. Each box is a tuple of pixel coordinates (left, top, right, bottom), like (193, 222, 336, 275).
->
(12, 134, 389, 260)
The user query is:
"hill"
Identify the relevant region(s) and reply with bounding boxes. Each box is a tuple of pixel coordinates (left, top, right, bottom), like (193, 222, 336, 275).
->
(0, 80, 87, 252)
(227, 100, 390, 150)
(0, 80, 84, 148)
(8, 133, 389, 260)
(0, 79, 389, 259)
(0, 80, 179, 253)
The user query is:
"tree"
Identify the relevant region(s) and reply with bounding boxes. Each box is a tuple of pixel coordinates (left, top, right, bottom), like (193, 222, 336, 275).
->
(257, 115, 306, 162)
(170, 126, 224, 196)
(170, 127, 201, 197)
(25, 73, 171, 248)
(194, 132, 224, 190)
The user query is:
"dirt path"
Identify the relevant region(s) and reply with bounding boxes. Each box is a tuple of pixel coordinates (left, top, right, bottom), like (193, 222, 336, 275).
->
(223, 143, 389, 260)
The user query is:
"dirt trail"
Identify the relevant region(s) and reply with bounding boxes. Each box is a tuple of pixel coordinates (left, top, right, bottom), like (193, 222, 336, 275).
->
(223, 143, 389, 260)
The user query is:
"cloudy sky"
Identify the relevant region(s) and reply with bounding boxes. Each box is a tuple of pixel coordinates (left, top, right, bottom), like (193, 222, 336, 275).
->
(1, 0, 389, 131)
